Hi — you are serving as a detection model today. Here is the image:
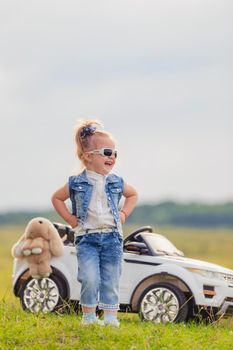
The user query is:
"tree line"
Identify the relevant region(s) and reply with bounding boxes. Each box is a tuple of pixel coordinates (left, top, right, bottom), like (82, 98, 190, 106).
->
(1, 201, 233, 228)
(126, 201, 233, 227)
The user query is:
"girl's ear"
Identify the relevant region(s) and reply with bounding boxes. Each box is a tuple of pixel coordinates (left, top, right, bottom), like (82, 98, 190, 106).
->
(83, 152, 92, 164)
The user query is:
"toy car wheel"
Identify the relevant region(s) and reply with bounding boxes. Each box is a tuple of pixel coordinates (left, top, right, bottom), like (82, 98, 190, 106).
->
(20, 274, 67, 313)
(139, 283, 188, 324)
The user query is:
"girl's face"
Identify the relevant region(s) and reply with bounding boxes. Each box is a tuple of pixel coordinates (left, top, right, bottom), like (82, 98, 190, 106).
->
(84, 135, 117, 175)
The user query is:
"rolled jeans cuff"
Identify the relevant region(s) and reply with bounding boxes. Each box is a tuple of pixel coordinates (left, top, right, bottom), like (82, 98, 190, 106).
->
(81, 303, 98, 308)
(99, 302, 119, 311)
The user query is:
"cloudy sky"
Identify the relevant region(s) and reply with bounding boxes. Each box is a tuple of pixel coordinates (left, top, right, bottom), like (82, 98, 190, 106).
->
(0, 0, 232, 212)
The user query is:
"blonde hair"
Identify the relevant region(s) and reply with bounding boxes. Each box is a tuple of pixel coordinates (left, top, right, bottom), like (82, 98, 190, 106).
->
(74, 119, 114, 166)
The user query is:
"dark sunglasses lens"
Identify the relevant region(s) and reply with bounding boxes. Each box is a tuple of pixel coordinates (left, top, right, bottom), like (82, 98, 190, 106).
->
(103, 149, 112, 156)
(103, 149, 117, 157)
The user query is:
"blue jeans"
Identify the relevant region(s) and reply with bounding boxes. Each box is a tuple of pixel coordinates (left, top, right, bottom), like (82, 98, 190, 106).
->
(75, 231, 123, 310)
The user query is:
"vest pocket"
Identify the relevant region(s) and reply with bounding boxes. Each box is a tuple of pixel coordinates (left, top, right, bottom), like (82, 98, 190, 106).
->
(109, 187, 122, 207)
(110, 187, 122, 193)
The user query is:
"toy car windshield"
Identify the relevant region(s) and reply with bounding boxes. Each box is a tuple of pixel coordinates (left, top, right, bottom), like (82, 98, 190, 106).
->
(143, 233, 184, 257)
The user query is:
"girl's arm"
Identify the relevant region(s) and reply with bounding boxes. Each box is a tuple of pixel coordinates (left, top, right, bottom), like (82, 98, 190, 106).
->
(120, 183, 138, 224)
(51, 183, 78, 228)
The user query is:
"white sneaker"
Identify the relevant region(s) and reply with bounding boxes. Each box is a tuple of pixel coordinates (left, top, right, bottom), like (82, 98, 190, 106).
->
(104, 319, 120, 328)
(81, 318, 104, 326)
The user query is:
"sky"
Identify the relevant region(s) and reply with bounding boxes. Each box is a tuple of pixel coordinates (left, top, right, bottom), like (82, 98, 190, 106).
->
(0, 0, 233, 212)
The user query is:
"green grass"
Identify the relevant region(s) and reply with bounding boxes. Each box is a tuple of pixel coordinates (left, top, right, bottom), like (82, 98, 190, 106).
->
(1, 225, 233, 349)
(0, 301, 233, 350)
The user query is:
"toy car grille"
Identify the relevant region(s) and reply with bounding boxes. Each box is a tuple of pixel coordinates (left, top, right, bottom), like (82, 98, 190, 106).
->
(223, 274, 233, 285)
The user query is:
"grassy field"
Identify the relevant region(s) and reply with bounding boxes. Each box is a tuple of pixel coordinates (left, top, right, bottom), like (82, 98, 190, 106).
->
(0, 225, 233, 350)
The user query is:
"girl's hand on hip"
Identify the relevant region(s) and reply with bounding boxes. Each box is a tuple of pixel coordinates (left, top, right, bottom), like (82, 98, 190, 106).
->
(119, 211, 126, 224)
(68, 215, 78, 228)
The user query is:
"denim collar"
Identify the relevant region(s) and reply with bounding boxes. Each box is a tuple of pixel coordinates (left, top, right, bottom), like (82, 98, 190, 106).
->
(72, 169, 118, 185)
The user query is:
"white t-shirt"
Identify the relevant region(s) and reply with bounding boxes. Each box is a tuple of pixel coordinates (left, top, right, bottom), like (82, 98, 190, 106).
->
(81, 170, 115, 230)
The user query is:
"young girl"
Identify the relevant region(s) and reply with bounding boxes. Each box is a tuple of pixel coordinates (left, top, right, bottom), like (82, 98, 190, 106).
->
(51, 119, 138, 327)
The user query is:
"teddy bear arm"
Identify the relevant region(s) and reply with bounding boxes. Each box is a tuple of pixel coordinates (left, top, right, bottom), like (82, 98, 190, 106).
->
(21, 238, 35, 256)
(22, 238, 33, 250)
(30, 237, 44, 249)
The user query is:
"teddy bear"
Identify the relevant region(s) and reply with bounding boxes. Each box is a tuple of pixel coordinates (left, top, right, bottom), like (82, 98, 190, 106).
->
(12, 217, 65, 279)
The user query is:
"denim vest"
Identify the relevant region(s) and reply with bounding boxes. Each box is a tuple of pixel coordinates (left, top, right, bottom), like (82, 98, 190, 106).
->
(69, 170, 124, 234)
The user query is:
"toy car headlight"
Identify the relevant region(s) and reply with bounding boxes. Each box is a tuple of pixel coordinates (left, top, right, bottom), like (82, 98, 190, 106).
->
(186, 268, 224, 280)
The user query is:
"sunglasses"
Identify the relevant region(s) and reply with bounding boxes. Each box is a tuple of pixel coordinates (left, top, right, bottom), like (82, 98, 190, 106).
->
(86, 148, 118, 158)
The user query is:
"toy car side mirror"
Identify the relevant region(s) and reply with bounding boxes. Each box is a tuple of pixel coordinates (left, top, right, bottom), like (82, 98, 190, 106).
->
(124, 241, 149, 255)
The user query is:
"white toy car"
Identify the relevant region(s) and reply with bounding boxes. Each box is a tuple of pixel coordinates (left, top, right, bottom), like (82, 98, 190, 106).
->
(12, 225, 233, 323)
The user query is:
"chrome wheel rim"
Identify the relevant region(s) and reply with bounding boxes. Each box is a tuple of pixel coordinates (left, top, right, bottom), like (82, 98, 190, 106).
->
(23, 278, 59, 313)
(140, 287, 179, 323)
